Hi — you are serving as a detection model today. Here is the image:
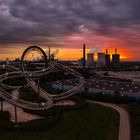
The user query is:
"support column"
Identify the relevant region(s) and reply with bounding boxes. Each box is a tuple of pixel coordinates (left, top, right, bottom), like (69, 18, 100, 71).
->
(37, 78, 41, 107)
(61, 78, 64, 92)
(61, 71, 64, 92)
(14, 105, 17, 124)
(38, 78, 40, 96)
(61, 99, 64, 111)
(1, 100, 3, 111)
(49, 45, 51, 64)
(50, 74, 52, 88)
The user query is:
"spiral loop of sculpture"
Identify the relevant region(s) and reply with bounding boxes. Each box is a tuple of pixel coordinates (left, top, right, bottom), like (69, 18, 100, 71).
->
(0, 46, 84, 110)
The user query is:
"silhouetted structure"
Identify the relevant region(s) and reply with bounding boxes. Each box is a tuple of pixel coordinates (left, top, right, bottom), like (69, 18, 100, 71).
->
(105, 49, 111, 67)
(96, 53, 106, 68)
(83, 44, 86, 73)
(112, 48, 120, 68)
(87, 53, 94, 67)
(48, 45, 51, 63)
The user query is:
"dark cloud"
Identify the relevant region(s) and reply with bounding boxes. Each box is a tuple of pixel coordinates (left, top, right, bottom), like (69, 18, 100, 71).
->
(0, 0, 139, 46)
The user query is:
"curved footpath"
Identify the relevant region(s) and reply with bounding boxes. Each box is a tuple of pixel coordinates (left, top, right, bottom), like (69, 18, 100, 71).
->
(3, 89, 42, 122)
(94, 101, 131, 140)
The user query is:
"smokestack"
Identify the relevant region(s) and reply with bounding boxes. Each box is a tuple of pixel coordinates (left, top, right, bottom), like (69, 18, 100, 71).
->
(106, 49, 108, 55)
(115, 48, 117, 54)
(83, 44, 86, 72)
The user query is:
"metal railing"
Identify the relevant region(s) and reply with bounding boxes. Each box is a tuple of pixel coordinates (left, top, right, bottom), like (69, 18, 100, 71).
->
(0, 62, 84, 110)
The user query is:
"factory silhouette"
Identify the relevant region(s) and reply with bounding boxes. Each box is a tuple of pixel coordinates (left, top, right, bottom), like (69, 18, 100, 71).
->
(82, 44, 120, 69)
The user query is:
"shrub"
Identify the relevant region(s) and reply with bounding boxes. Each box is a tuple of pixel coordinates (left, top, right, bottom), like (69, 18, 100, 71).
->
(0, 111, 13, 130)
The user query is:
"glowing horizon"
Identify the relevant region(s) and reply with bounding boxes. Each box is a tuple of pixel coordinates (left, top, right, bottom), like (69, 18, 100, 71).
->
(0, 46, 133, 62)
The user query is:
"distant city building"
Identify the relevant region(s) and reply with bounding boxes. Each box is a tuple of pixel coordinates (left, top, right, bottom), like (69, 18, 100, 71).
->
(78, 58, 84, 65)
(6, 58, 9, 65)
(37, 57, 40, 61)
(50, 53, 54, 61)
(31, 54, 36, 62)
(15, 58, 20, 62)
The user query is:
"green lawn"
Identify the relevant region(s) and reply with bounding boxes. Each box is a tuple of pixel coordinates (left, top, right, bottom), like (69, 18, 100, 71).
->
(124, 103, 140, 140)
(0, 101, 119, 140)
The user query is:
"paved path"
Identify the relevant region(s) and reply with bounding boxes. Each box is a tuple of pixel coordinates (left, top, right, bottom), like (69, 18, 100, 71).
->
(94, 101, 131, 140)
(55, 100, 75, 106)
(3, 89, 42, 122)
(3, 102, 43, 122)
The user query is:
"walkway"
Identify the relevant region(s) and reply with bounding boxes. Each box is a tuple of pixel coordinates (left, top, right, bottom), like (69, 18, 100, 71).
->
(3, 89, 42, 122)
(94, 101, 131, 140)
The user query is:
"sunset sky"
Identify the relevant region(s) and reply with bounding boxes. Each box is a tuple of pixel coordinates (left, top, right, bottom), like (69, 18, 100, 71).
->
(0, 0, 139, 61)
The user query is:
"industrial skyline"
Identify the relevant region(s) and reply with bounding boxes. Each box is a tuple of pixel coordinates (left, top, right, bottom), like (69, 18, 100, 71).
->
(0, 0, 139, 61)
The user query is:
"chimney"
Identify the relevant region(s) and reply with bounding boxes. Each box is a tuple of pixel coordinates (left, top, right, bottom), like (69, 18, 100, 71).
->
(115, 48, 117, 54)
(83, 44, 86, 72)
(106, 49, 108, 55)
